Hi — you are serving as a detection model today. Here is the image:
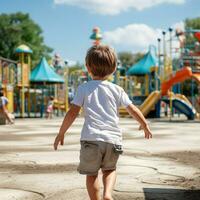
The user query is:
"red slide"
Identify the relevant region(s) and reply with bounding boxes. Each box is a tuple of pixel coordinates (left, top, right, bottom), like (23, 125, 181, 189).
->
(161, 67, 192, 95)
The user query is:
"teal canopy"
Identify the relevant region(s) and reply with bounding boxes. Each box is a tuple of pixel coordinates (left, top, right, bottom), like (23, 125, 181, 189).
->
(15, 44, 33, 54)
(127, 46, 158, 76)
(30, 57, 64, 83)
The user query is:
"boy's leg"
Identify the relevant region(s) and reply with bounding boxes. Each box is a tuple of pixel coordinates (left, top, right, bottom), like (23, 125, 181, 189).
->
(102, 170, 116, 200)
(86, 175, 101, 200)
(45, 112, 48, 119)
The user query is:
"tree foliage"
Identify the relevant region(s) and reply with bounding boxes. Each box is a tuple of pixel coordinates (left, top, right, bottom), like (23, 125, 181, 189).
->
(183, 17, 200, 96)
(185, 17, 200, 30)
(185, 17, 200, 49)
(68, 62, 83, 74)
(0, 12, 53, 65)
(117, 51, 144, 68)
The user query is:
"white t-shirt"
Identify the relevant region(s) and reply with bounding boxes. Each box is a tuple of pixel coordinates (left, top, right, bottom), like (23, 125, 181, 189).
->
(71, 80, 132, 145)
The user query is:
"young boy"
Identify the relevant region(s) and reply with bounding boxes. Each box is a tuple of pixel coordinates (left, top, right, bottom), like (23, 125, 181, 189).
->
(54, 45, 152, 200)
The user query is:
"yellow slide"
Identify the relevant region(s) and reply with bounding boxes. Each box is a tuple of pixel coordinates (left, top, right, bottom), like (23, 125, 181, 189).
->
(139, 91, 161, 117)
(174, 94, 192, 106)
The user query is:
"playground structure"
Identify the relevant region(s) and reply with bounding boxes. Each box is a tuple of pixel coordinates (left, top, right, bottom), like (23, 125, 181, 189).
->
(0, 45, 67, 120)
(68, 26, 200, 120)
(0, 41, 90, 120)
(15, 44, 33, 117)
(125, 28, 200, 120)
(90, 27, 103, 45)
(138, 66, 199, 120)
(119, 46, 162, 118)
(1, 26, 200, 121)
(0, 57, 17, 113)
(30, 57, 65, 117)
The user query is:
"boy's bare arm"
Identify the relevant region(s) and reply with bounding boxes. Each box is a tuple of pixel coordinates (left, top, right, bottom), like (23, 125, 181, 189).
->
(54, 104, 81, 150)
(126, 104, 152, 139)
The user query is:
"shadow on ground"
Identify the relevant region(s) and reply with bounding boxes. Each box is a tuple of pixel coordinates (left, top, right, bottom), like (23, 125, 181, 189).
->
(143, 188, 200, 200)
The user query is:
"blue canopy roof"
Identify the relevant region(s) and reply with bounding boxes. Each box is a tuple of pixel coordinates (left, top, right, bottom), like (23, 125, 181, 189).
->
(15, 44, 33, 54)
(127, 46, 158, 75)
(30, 57, 64, 83)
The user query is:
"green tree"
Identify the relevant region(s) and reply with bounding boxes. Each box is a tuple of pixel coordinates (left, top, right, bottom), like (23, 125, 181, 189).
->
(185, 17, 200, 49)
(133, 52, 145, 64)
(185, 17, 200, 30)
(118, 51, 144, 68)
(0, 12, 53, 65)
(68, 62, 83, 74)
(183, 17, 200, 96)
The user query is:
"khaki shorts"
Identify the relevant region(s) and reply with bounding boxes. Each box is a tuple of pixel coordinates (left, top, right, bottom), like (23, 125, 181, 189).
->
(78, 141, 122, 175)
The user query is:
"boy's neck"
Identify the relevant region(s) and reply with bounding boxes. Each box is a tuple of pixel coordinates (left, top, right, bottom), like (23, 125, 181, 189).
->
(92, 75, 108, 81)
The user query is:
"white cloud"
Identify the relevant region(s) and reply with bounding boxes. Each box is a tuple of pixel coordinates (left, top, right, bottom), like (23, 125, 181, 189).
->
(66, 59, 77, 67)
(172, 21, 185, 30)
(54, 0, 186, 15)
(103, 21, 186, 54)
(103, 24, 162, 52)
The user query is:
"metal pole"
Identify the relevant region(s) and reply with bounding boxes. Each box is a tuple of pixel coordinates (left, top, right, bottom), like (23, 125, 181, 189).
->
(162, 31, 166, 80)
(169, 28, 173, 120)
(157, 38, 161, 90)
(169, 28, 173, 75)
(65, 66, 69, 112)
(169, 28, 173, 67)
(191, 79, 194, 107)
(34, 84, 37, 117)
(162, 31, 168, 118)
(27, 54, 31, 117)
(21, 53, 25, 118)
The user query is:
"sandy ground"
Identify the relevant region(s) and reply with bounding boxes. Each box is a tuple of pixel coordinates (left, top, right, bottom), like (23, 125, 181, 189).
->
(0, 117, 200, 200)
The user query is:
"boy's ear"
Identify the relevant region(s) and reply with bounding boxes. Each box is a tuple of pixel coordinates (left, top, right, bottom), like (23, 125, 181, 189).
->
(86, 65, 91, 73)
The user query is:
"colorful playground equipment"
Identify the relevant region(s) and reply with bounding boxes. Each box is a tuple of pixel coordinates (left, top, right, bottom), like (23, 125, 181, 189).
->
(1, 25, 199, 120)
(161, 67, 192, 95)
(135, 28, 200, 120)
(15, 44, 33, 117)
(109, 26, 199, 120)
(162, 94, 196, 120)
(0, 57, 17, 113)
(30, 57, 64, 117)
(87, 26, 199, 120)
(139, 91, 161, 117)
(0, 43, 68, 119)
(117, 46, 161, 118)
(90, 27, 102, 45)
(127, 45, 158, 96)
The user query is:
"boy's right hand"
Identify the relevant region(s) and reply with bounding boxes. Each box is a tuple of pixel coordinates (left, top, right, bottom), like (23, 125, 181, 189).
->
(54, 133, 64, 150)
(139, 125, 152, 139)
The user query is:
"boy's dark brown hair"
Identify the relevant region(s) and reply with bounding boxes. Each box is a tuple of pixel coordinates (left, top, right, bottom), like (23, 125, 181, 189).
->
(85, 45, 117, 78)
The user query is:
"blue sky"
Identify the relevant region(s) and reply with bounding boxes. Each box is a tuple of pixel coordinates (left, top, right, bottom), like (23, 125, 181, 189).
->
(0, 0, 200, 64)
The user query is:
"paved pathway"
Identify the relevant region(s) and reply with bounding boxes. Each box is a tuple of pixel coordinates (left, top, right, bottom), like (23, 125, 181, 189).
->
(0, 117, 200, 200)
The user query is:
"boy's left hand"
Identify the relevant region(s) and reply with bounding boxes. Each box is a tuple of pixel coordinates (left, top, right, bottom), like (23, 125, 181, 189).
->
(139, 125, 153, 139)
(54, 134, 64, 150)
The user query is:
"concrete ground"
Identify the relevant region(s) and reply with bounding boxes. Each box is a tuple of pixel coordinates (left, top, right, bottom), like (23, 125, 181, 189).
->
(0, 117, 200, 200)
